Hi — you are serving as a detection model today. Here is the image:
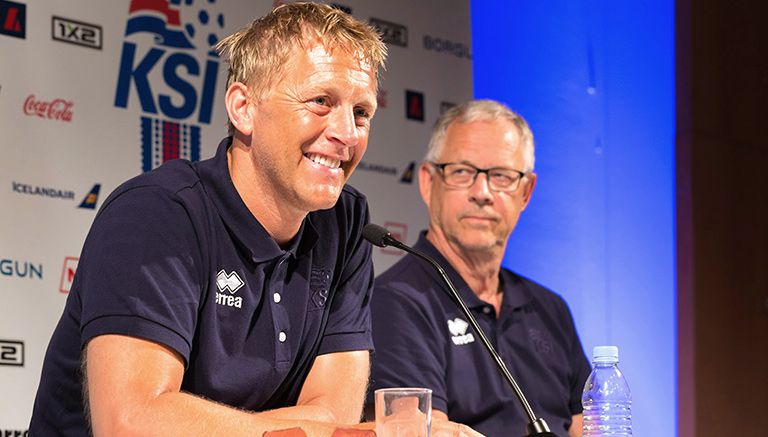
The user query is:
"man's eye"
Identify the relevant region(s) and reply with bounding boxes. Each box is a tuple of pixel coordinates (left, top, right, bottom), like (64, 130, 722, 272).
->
(354, 107, 370, 118)
(312, 96, 329, 106)
(491, 173, 513, 183)
(451, 167, 472, 176)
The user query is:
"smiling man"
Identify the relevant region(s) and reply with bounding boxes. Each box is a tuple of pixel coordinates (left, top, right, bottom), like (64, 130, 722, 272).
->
(369, 100, 592, 437)
(30, 4, 387, 436)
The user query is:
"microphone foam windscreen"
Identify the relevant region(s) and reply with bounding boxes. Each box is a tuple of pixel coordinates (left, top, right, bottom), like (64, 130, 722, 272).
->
(362, 223, 390, 247)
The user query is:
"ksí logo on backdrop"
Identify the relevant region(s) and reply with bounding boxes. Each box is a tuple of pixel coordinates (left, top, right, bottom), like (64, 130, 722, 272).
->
(114, 0, 225, 172)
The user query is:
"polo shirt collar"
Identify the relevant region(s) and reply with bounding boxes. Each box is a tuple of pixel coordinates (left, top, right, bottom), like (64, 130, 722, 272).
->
(414, 231, 532, 311)
(197, 137, 319, 263)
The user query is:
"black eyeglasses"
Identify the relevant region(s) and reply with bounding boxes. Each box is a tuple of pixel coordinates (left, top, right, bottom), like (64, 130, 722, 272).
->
(430, 162, 527, 192)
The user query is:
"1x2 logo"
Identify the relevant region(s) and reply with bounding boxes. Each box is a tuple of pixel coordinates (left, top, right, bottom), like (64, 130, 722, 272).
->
(0, 339, 24, 366)
(52, 16, 102, 49)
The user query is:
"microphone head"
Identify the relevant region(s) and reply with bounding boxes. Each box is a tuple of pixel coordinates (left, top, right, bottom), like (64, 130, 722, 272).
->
(362, 223, 392, 247)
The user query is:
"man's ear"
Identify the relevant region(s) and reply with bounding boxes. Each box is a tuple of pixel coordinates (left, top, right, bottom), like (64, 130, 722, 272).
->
(418, 162, 434, 209)
(520, 172, 537, 210)
(225, 82, 253, 136)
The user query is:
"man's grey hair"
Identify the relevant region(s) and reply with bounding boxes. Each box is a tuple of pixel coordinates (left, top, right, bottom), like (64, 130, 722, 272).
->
(425, 99, 535, 173)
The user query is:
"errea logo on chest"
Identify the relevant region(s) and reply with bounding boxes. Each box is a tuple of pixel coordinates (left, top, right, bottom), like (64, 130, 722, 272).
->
(447, 318, 475, 346)
(215, 269, 244, 309)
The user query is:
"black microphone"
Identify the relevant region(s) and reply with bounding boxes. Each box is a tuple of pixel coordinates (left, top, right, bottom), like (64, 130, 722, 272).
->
(364, 223, 557, 437)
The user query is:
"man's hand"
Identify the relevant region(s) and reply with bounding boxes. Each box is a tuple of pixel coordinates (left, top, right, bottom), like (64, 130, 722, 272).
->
(431, 410, 485, 437)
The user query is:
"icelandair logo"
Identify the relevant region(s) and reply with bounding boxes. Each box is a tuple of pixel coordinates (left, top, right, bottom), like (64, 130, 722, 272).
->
(215, 269, 244, 308)
(447, 318, 475, 345)
(12, 181, 101, 209)
(356, 160, 416, 184)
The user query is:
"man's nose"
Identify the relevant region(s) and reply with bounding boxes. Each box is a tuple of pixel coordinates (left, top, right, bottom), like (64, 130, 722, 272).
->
(468, 172, 494, 204)
(326, 107, 359, 147)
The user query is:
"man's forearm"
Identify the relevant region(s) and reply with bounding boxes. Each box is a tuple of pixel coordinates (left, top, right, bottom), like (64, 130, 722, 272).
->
(92, 390, 353, 437)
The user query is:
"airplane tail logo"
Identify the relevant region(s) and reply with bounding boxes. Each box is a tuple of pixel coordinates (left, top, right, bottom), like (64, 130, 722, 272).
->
(78, 184, 101, 209)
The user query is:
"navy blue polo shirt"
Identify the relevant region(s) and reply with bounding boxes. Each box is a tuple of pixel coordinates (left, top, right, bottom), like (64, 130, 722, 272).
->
(30, 137, 374, 436)
(369, 232, 591, 437)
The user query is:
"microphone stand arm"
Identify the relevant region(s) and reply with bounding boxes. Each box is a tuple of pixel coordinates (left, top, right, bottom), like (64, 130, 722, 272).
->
(384, 236, 555, 436)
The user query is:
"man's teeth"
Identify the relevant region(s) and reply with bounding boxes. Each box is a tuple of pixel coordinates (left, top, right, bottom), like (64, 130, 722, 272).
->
(306, 153, 341, 169)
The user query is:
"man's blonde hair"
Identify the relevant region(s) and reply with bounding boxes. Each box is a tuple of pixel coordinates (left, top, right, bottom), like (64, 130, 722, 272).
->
(215, 2, 387, 134)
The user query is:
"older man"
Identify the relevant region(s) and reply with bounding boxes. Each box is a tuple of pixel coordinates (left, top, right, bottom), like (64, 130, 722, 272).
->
(369, 100, 592, 437)
(30, 3, 386, 436)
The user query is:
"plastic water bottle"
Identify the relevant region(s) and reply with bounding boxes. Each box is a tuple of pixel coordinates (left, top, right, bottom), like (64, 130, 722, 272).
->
(582, 346, 632, 436)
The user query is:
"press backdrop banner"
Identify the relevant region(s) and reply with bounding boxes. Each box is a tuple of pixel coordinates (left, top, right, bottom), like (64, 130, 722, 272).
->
(0, 0, 473, 431)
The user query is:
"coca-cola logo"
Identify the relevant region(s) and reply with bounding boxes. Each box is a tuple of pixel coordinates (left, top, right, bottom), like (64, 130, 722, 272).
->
(23, 95, 74, 122)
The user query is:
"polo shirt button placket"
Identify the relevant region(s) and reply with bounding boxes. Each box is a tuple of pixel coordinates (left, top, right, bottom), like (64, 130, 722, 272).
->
(272, 255, 291, 364)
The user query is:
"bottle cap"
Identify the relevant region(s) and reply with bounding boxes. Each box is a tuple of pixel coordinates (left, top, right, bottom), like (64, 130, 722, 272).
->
(593, 345, 619, 362)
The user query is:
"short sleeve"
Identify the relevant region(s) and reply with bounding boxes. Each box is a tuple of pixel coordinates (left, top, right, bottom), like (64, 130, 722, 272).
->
(78, 186, 204, 363)
(317, 197, 375, 355)
(369, 282, 450, 413)
(561, 301, 592, 415)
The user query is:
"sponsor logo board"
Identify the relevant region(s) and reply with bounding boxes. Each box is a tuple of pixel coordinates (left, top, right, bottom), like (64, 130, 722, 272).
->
(0, 339, 24, 366)
(52, 16, 103, 49)
(11, 182, 101, 209)
(0, 0, 26, 39)
(369, 18, 407, 47)
(23, 94, 74, 122)
(440, 101, 456, 114)
(0, 258, 42, 280)
(381, 221, 407, 256)
(399, 161, 416, 184)
(114, 0, 225, 171)
(357, 161, 416, 184)
(405, 90, 424, 122)
(423, 35, 471, 59)
(60, 257, 79, 293)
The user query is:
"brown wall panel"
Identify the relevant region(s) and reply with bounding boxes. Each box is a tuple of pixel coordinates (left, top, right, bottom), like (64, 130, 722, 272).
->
(678, 1, 768, 436)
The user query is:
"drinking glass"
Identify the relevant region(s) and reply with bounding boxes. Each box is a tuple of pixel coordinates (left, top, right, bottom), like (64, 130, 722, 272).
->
(374, 387, 431, 437)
